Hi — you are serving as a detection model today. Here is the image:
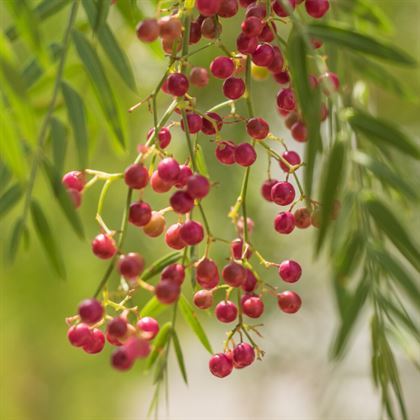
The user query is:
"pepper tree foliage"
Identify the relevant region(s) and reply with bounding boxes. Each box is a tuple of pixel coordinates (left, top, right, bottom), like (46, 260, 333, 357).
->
(0, 0, 419, 418)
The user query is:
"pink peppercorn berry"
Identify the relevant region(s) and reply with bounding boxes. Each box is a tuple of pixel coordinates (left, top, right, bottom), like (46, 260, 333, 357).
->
(137, 317, 160, 340)
(274, 211, 296, 234)
(215, 300, 238, 323)
(78, 298, 104, 324)
(279, 259, 302, 283)
(209, 353, 233, 378)
(92, 234, 117, 259)
(232, 342, 255, 368)
(271, 181, 296, 206)
(194, 289, 213, 309)
(277, 290, 302, 313)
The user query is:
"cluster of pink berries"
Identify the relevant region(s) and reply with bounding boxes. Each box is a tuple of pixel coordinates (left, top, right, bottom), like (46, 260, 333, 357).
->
(66, 0, 336, 378)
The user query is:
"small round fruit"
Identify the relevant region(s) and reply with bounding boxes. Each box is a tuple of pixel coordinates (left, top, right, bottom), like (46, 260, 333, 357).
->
(278, 259, 302, 283)
(242, 296, 264, 318)
(107, 317, 128, 338)
(186, 174, 210, 199)
(209, 353, 233, 378)
(92, 234, 117, 259)
(242, 269, 257, 292)
(234, 143, 257, 167)
(137, 317, 159, 340)
(222, 262, 246, 287)
(118, 253, 145, 279)
(157, 158, 180, 183)
(129, 201, 152, 227)
(246, 117, 269, 140)
(271, 182, 295, 206)
(223, 77, 246, 99)
(280, 150, 301, 172)
(83, 329, 105, 354)
(196, 258, 219, 289)
(166, 73, 189, 96)
(216, 141, 236, 165)
(67, 323, 92, 347)
(143, 211, 166, 237)
(111, 347, 134, 371)
(136, 19, 160, 42)
(294, 208, 312, 229)
(155, 280, 180, 304)
(232, 342, 255, 367)
(274, 211, 296, 234)
(180, 220, 204, 245)
(277, 291, 302, 313)
(194, 290, 213, 309)
(165, 223, 187, 250)
(161, 263, 185, 285)
(78, 299, 104, 324)
(170, 191, 194, 214)
(62, 171, 85, 191)
(124, 164, 149, 189)
(215, 300, 238, 323)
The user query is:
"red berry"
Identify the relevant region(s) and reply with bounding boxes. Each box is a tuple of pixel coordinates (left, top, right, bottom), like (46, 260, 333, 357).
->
(291, 121, 308, 142)
(279, 259, 302, 283)
(236, 33, 258, 54)
(305, 0, 330, 18)
(118, 253, 145, 278)
(215, 300, 238, 322)
(201, 16, 222, 39)
(216, 141, 236, 165)
(210, 56, 235, 79)
(175, 165, 193, 188)
(223, 77, 245, 99)
(274, 211, 296, 234)
(245, 2, 266, 18)
(67, 323, 92, 347)
(196, 258, 220, 289)
(159, 16, 182, 40)
(111, 347, 134, 371)
(83, 328, 105, 354)
(194, 290, 213, 309)
(157, 157, 180, 182)
(186, 174, 210, 199)
(246, 117, 269, 140)
(261, 179, 278, 201)
(209, 353, 233, 378)
(277, 290, 302, 313)
(243, 296, 264, 318)
(231, 238, 252, 259)
(107, 317, 128, 338)
(155, 280, 180, 304)
(267, 46, 284, 73)
(143, 211, 166, 237)
(137, 317, 159, 340)
(62, 171, 85, 192)
(294, 208, 312, 229)
(129, 201, 152, 227)
(196, 0, 222, 16)
(241, 16, 264, 37)
(271, 181, 296, 206)
(259, 23, 275, 42)
(222, 262, 246, 287)
(232, 342, 255, 367)
(166, 73, 189, 96)
(125, 336, 151, 359)
(147, 127, 172, 149)
(272, 0, 296, 17)
(190, 67, 209, 87)
(181, 113, 203, 134)
(68, 188, 82, 208)
(170, 191, 194, 214)
(161, 263, 185, 285)
(92, 234, 117, 259)
(106, 331, 123, 346)
(179, 220, 204, 245)
(136, 19, 160, 42)
(189, 21, 202, 44)
(242, 269, 257, 292)
(235, 143, 257, 167)
(280, 150, 301, 172)
(277, 88, 296, 111)
(78, 299, 104, 324)
(274, 70, 290, 84)
(202, 112, 223, 135)
(165, 223, 187, 250)
(218, 0, 239, 18)
(124, 164, 149, 189)
(252, 43, 274, 67)
(150, 171, 172, 193)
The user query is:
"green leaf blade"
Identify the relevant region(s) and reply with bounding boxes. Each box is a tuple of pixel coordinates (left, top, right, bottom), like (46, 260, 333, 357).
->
(142, 252, 183, 281)
(172, 330, 188, 385)
(0, 184, 23, 219)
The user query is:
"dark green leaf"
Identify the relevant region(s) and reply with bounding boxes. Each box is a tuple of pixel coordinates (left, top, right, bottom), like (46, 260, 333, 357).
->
(5, 218, 25, 263)
(147, 322, 172, 368)
(179, 295, 212, 354)
(0, 184, 22, 219)
(172, 330, 188, 385)
(364, 197, 420, 271)
(49, 117, 68, 174)
(142, 252, 182, 281)
(115, 0, 143, 25)
(195, 144, 209, 177)
(82, 0, 136, 90)
(94, 0, 111, 31)
(333, 231, 365, 281)
(30, 200, 66, 278)
(307, 23, 416, 66)
(61, 81, 88, 168)
(139, 296, 169, 318)
(349, 110, 419, 159)
(72, 30, 125, 148)
(0, 164, 11, 194)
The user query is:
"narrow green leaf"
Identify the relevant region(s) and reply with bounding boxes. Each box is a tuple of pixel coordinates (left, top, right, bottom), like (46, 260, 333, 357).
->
(82, 0, 136, 90)
(115, 0, 143, 25)
(142, 252, 182, 281)
(72, 30, 125, 148)
(317, 139, 346, 252)
(147, 322, 172, 368)
(179, 295, 213, 354)
(353, 152, 417, 200)
(172, 330, 188, 385)
(333, 231, 365, 281)
(0, 164, 11, 194)
(349, 110, 419, 159)
(61, 82, 88, 168)
(364, 197, 420, 271)
(49, 117, 68, 174)
(332, 274, 370, 358)
(42, 159, 85, 239)
(140, 296, 169, 318)
(5, 218, 25, 263)
(307, 23, 416, 66)
(0, 184, 22, 219)
(30, 200, 66, 278)
(94, 0, 111, 31)
(195, 144, 209, 177)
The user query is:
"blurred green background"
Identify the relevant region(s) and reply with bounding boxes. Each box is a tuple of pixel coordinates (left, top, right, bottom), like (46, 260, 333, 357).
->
(1, 1, 419, 419)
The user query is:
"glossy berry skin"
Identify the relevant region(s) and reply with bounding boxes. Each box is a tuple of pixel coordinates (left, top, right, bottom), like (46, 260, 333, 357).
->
(223, 77, 245, 99)
(150, 171, 172, 193)
(118, 253, 145, 279)
(196, 0, 222, 16)
(124, 164, 149, 189)
(222, 262, 246, 287)
(196, 258, 219, 289)
(201, 17, 222, 39)
(252, 43, 274, 67)
(280, 150, 301, 172)
(232, 343, 255, 367)
(202, 112, 223, 135)
(218, 0, 239, 17)
(277, 291, 302, 313)
(271, 181, 296, 206)
(155, 280, 180, 304)
(305, 0, 330, 18)
(235, 143, 257, 167)
(291, 121, 308, 142)
(68, 323, 92, 347)
(189, 21, 202, 44)
(165, 223, 187, 250)
(277, 88, 296, 111)
(267, 46, 284, 73)
(216, 141, 236, 165)
(261, 179, 278, 202)
(157, 158, 180, 183)
(181, 113, 203, 134)
(210, 56, 235, 79)
(259, 23, 275, 42)
(279, 259, 302, 283)
(294, 208, 312, 229)
(180, 220, 204, 245)
(107, 316, 128, 339)
(241, 16, 264, 37)
(147, 127, 171, 149)
(125, 337, 151, 359)
(78, 299, 104, 324)
(190, 67, 209, 87)
(274, 211, 296, 234)
(175, 165, 193, 188)
(246, 117, 269, 140)
(92, 234, 117, 259)
(62, 171, 85, 192)
(242, 296, 264, 318)
(143, 211, 166, 237)
(274, 70, 290, 85)
(129, 201, 152, 227)
(215, 300, 238, 323)
(231, 238, 252, 260)
(187, 174, 210, 199)
(137, 317, 159, 340)
(272, 0, 296, 17)
(236, 33, 258, 55)
(83, 329, 105, 354)
(161, 263, 185, 285)
(136, 19, 160, 42)
(194, 290, 213, 309)
(111, 347, 134, 371)
(209, 353, 233, 378)
(159, 16, 182, 40)
(242, 269, 257, 292)
(166, 73, 189, 96)
(170, 191, 194, 214)
(68, 188, 82, 208)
